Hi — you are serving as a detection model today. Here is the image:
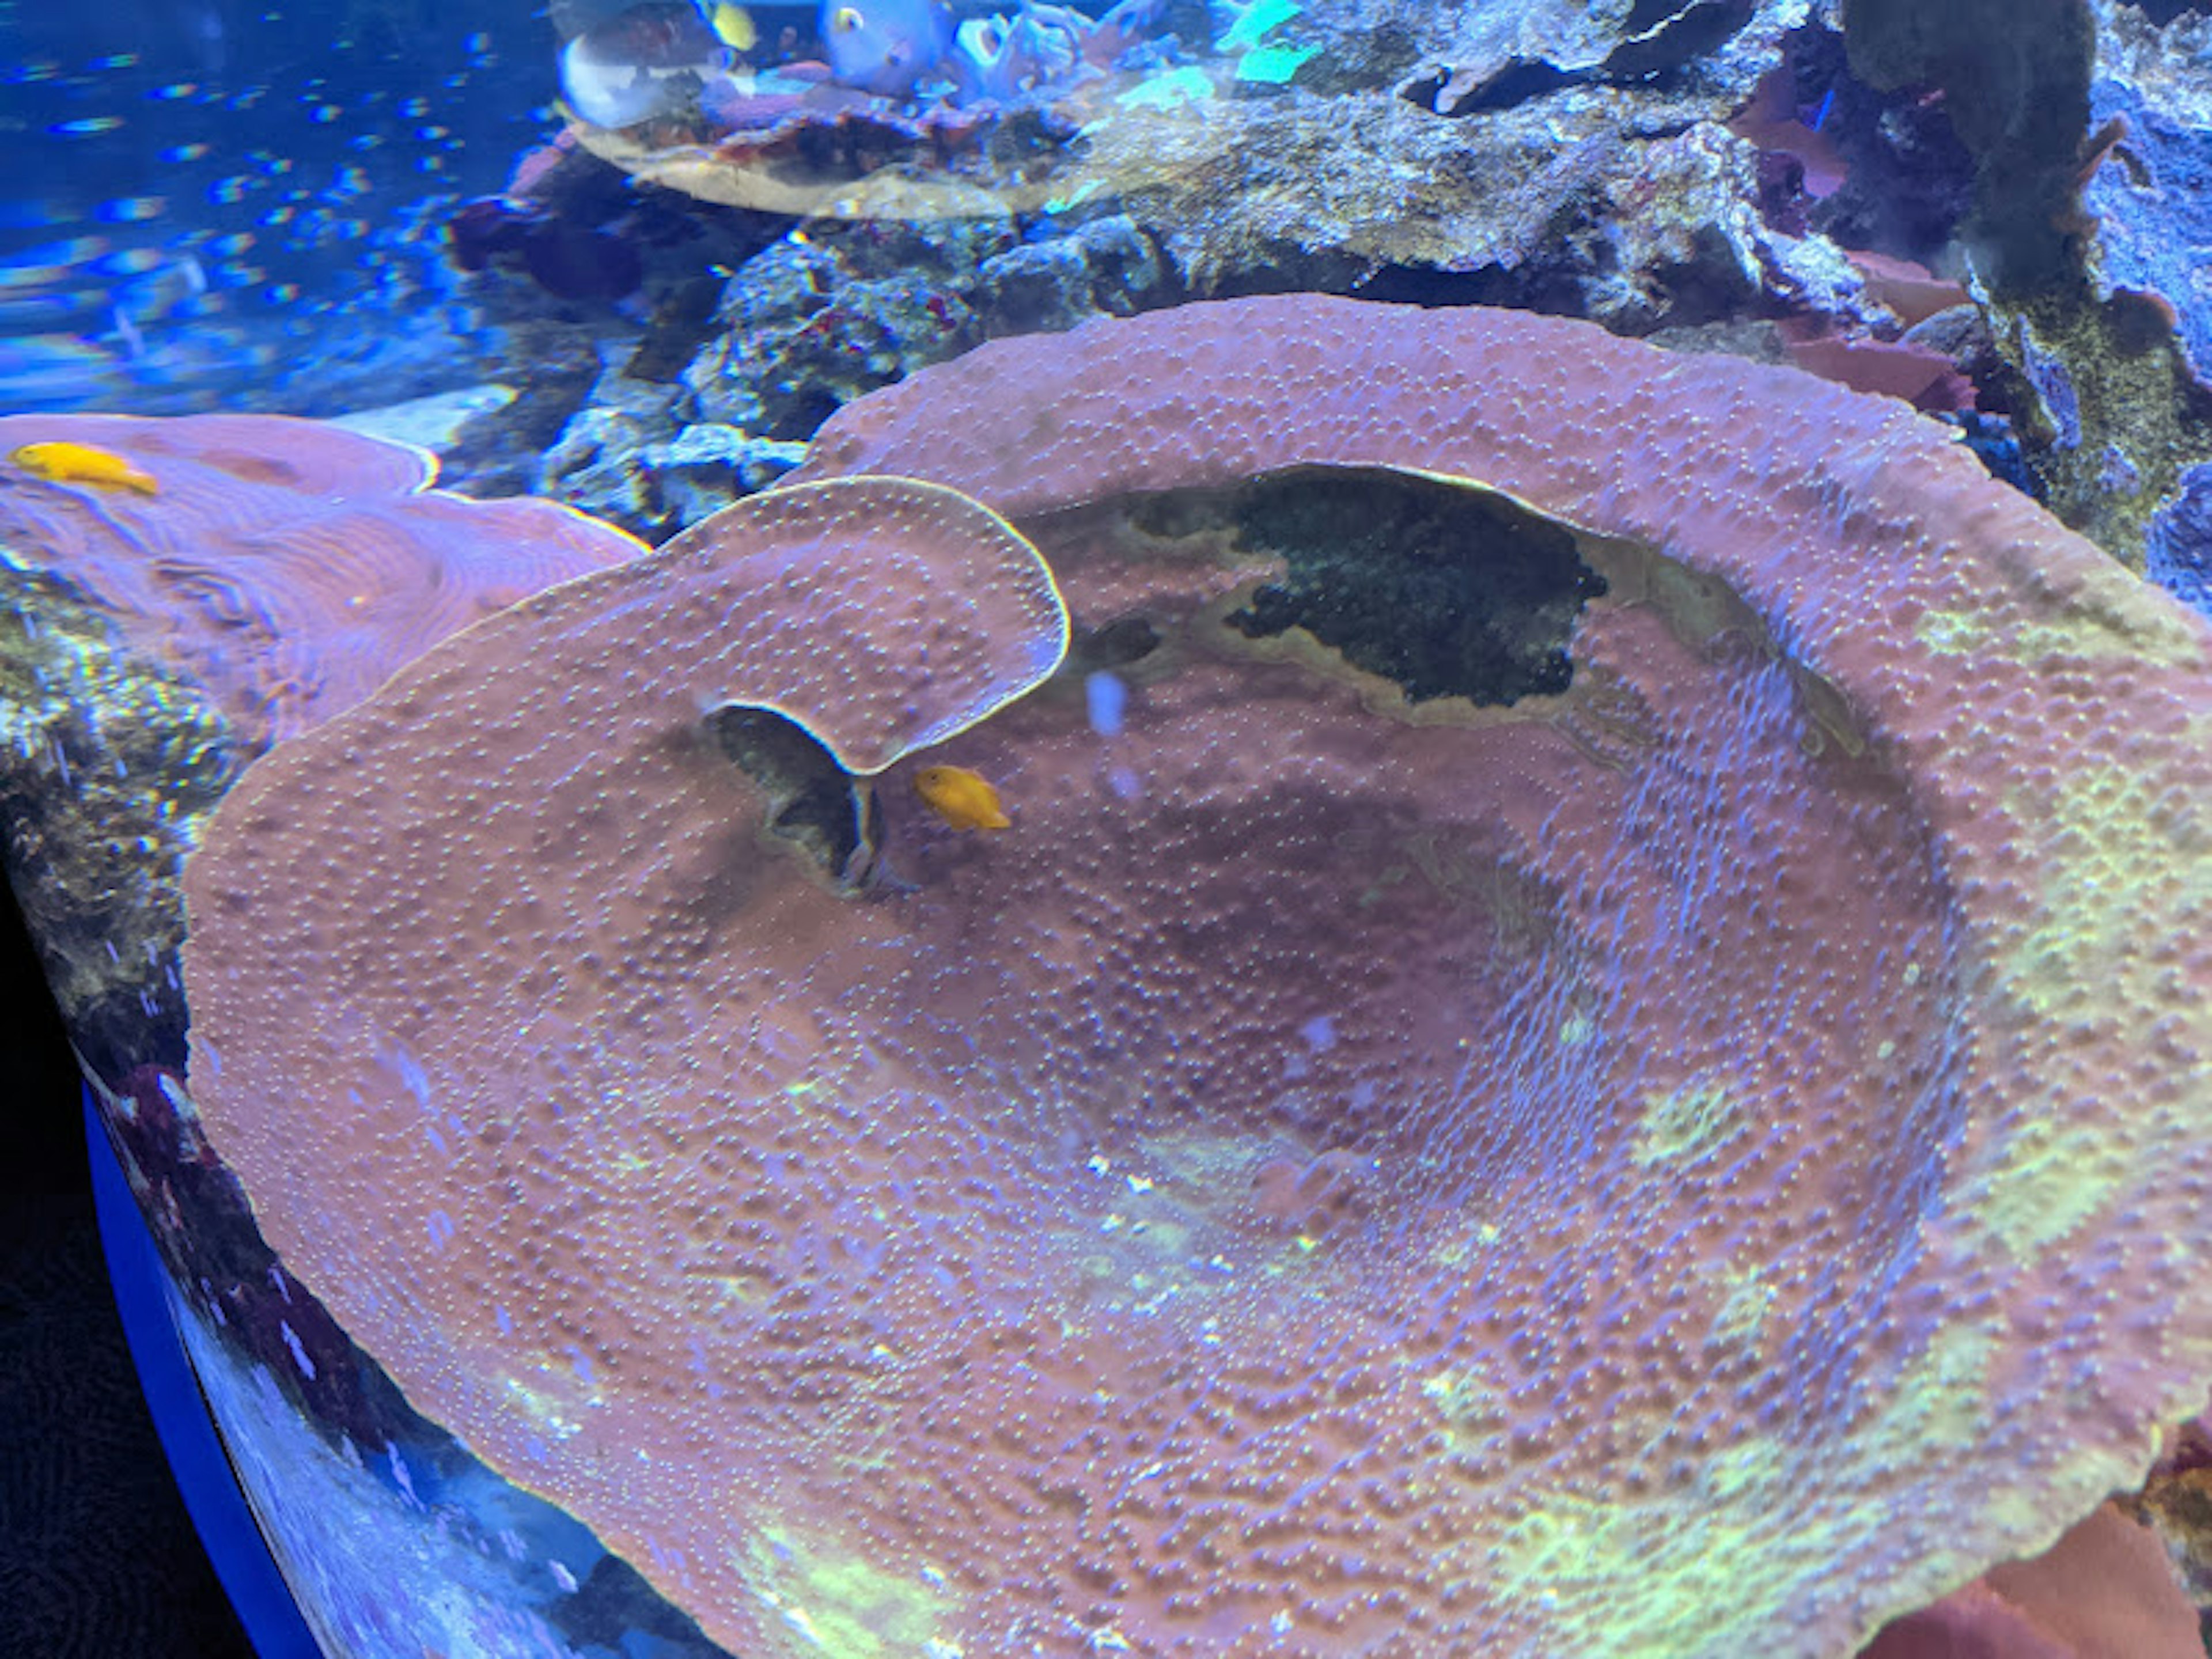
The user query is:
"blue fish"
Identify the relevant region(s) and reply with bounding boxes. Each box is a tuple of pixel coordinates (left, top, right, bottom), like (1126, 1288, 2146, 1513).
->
(820, 0, 948, 94)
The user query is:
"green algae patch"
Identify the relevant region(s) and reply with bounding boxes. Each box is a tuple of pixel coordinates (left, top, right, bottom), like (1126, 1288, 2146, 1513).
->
(740, 1522, 963, 1658)
(1418, 1359, 1512, 1449)
(1967, 1109, 2130, 1260)
(1915, 609, 1987, 656)
(1999, 748, 2212, 1025)
(1235, 43, 1321, 83)
(1488, 1453, 1801, 1659)
(1633, 1075, 1748, 1169)
(1709, 1267, 1778, 1355)
(1873, 1321, 2000, 1457)
(1920, 576, 2205, 671)
(1480, 1331, 2000, 1656)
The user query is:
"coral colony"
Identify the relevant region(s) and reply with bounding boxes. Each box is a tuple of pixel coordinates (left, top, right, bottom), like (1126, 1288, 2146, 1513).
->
(5, 3, 2212, 1657)
(172, 299, 2212, 1657)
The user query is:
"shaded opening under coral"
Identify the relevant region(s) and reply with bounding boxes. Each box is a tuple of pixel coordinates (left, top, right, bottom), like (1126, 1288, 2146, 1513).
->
(707, 704, 880, 890)
(1224, 467, 1606, 705)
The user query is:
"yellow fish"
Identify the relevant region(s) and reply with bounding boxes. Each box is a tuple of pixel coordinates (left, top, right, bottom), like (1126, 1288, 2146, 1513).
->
(12, 441, 158, 496)
(913, 764, 1009, 831)
(709, 2, 756, 49)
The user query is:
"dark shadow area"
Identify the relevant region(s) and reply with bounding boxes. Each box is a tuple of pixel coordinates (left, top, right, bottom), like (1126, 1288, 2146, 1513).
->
(711, 703, 883, 891)
(1224, 467, 1607, 705)
(0, 877, 253, 1657)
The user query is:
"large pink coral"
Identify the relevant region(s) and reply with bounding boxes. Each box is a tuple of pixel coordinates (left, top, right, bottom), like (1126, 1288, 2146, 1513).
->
(0, 412, 640, 744)
(182, 299, 2212, 1657)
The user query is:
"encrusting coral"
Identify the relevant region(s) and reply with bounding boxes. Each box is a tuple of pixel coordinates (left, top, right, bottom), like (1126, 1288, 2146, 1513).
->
(180, 297, 2212, 1657)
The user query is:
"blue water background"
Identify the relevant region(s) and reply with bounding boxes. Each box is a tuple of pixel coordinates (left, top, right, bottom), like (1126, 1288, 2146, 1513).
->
(1, 0, 558, 412)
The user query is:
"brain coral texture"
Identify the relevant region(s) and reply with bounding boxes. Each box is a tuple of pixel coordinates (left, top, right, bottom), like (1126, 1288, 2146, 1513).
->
(183, 297, 2212, 1658)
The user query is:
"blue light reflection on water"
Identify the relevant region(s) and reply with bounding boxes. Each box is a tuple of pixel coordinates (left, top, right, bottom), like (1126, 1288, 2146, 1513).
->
(1, 0, 556, 412)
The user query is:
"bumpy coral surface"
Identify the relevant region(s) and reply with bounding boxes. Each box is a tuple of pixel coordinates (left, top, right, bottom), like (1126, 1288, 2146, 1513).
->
(0, 412, 641, 745)
(184, 298, 2212, 1658)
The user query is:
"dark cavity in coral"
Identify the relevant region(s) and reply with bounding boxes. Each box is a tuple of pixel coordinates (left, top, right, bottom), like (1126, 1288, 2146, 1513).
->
(707, 706, 880, 891)
(1066, 613, 1161, 675)
(1406, 56, 1581, 118)
(1225, 468, 1605, 706)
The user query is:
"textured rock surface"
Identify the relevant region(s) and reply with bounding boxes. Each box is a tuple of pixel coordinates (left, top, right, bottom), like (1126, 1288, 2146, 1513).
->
(2073, 1, 2212, 606)
(1839, 0, 2094, 296)
(186, 299, 2212, 1658)
(586, 0, 1828, 312)
(2146, 461, 2212, 619)
(1889, 1, 2212, 581)
(2085, 1, 2212, 390)
(0, 575, 233, 1080)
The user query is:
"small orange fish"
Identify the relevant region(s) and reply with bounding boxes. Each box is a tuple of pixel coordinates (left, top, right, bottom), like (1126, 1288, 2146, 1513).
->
(11, 440, 158, 495)
(913, 764, 1009, 831)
